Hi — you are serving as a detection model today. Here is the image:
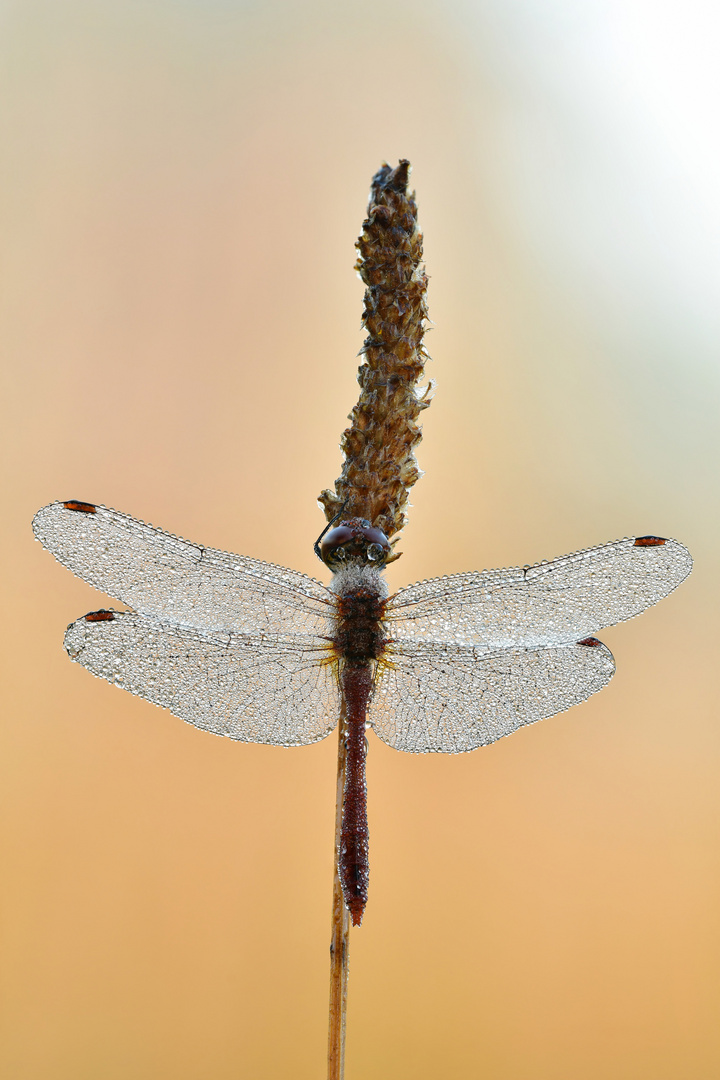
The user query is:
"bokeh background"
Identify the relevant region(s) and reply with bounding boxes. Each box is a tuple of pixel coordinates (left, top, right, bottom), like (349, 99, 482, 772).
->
(2, 2, 719, 1077)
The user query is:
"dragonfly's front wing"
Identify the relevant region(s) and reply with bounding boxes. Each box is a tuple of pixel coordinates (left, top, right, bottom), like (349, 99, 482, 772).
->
(369, 638, 615, 753)
(64, 611, 340, 746)
(33, 501, 332, 638)
(387, 536, 692, 648)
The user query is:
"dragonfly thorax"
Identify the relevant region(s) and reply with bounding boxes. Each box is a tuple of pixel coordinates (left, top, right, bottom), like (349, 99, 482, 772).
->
(331, 564, 388, 666)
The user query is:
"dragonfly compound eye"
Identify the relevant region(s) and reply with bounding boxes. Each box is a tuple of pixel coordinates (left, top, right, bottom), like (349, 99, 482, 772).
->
(319, 520, 391, 568)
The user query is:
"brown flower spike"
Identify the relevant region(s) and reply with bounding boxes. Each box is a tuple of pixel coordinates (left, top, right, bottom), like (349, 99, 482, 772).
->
(318, 159, 432, 553)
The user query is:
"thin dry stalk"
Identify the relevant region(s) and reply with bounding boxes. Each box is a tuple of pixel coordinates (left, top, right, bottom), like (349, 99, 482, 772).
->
(323, 160, 431, 1079)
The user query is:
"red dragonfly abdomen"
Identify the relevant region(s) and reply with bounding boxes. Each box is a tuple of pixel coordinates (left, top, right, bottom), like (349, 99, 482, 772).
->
(339, 663, 373, 926)
(333, 570, 388, 925)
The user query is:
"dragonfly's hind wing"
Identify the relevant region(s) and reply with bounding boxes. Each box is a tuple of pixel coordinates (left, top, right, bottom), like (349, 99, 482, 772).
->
(33, 502, 331, 636)
(370, 638, 615, 753)
(64, 611, 339, 745)
(387, 537, 692, 648)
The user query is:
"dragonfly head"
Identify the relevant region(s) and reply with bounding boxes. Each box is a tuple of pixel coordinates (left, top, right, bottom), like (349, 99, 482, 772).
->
(318, 518, 391, 570)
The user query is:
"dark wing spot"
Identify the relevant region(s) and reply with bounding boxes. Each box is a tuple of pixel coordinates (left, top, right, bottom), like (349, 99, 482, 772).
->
(84, 610, 115, 622)
(634, 536, 666, 547)
(63, 500, 97, 514)
(578, 636, 603, 647)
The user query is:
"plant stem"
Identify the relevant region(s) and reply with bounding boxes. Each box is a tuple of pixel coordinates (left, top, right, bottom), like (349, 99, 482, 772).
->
(323, 160, 429, 1077)
(327, 712, 351, 1080)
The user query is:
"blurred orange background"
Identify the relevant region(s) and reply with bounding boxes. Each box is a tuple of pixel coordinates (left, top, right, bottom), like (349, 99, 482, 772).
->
(2, 2, 718, 1077)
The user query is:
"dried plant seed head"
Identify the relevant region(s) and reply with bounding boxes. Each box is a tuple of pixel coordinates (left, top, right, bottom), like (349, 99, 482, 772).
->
(318, 160, 432, 558)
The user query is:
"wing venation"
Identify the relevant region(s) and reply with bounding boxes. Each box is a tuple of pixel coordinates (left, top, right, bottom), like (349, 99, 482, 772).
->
(369, 638, 616, 753)
(387, 536, 692, 647)
(33, 501, 332, 636)
(65, 611, 339, 745)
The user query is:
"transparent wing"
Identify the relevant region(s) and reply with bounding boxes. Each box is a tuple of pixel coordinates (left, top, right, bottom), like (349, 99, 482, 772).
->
(33, 501, 332, 636)
(64, 611, 339, 745)
(387, 536, 692, 648)
(369, 638, 616, 753)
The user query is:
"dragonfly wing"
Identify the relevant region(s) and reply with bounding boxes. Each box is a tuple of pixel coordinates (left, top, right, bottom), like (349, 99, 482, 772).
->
(369, 638, 615, 753)
(387, 536, 692, 647)
(64, 611, 339, 745)
(33, 502, 332, 636)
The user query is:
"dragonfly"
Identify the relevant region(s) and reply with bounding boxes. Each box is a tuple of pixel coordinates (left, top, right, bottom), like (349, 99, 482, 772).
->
(33, 500, 692, 924)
